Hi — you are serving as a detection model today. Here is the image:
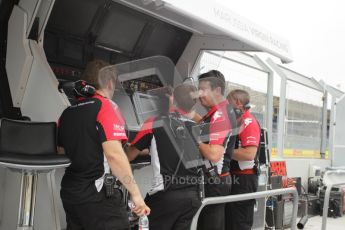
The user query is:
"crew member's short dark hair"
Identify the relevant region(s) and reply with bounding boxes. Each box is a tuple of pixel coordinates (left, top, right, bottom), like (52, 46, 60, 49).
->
(173, 84, 197, 112)
(227, 89, 250, 109)
(82, 59, 111, 90)
(198, 70, 226, 95)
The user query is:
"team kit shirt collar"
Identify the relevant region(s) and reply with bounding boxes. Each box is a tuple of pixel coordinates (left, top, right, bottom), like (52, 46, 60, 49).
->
(205, 100, 229, 119)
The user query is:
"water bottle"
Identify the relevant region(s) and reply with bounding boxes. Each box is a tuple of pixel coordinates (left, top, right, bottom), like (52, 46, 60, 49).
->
(127, 201, 137, 222)
(128, 200, 149, 230)
(138, 215, 149, 230)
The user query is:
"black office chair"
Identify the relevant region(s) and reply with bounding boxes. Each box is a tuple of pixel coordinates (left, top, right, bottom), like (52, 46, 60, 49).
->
(0, 118, 70, 229)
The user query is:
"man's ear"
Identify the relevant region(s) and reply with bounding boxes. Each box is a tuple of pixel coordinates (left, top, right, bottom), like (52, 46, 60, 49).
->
(107, 79, 114, 91)
(215, 86, 222, 95)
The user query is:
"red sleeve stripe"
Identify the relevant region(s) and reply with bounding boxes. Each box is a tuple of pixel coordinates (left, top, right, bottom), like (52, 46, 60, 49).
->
(131, 117, 155, 145)
(96, 97, 128, 142)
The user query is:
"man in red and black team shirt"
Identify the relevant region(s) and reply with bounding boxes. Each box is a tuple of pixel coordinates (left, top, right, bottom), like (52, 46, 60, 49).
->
(58, 60, 150, 230)
(127, 84, 202, 230)
(197, 70, 232, 230)
(225, 89, 260, 230)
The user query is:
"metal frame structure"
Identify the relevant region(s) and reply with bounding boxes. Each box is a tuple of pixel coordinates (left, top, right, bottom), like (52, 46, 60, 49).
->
(266, 58, 287, 159)
(191, 51, 274, 155)
(188, 52, 318, 229)
(318, 80, 344, 164)
(253, 55, 274, 155)
(266, 59, 325, 159)
(196, 54, 344, 164)
(321, 169, 345, 230)
(188, 51, 276, 229)
(190, 188, 299, 230)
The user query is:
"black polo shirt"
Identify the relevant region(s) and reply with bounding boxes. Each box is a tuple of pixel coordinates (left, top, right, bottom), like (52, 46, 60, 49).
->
(131, 112, 199, 194)
(58, 94, 127, 204)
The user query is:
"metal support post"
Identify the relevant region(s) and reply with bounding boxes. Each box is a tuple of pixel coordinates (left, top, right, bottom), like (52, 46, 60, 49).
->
(321, 182, 345, 230)
(17, 171, 38, 230)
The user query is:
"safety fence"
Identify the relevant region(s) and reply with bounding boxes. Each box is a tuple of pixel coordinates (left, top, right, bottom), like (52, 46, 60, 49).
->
(190, 187, 299, 230)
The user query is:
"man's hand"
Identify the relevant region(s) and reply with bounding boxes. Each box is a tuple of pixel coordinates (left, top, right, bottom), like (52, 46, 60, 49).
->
(103, 140, 150, 216)
(131, 193, 151, 216)
(57, 146, 65, 155)
(232, 146, 257, 161)
(126, 145, 150, 162)
(199, 143, 224, 162)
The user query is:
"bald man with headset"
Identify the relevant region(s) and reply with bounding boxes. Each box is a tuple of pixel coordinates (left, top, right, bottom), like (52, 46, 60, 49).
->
(225, 89, 261, 230)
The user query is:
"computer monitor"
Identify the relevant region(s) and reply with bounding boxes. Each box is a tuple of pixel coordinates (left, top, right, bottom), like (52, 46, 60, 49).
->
(132, 92, 160, 125)
(112, 89, 140, 131)
(132, 87, 171, 125)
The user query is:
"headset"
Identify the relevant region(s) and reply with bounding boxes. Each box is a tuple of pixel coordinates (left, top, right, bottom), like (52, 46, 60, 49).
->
(243, 103, 252, 110)
(73, 80, 96, 98)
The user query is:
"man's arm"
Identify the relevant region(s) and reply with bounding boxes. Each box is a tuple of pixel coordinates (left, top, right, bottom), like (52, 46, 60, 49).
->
(231, 146, 257, 161)
(126, 145, 141, 161)
(199, 143, 224, 162)
(192, 112, 203, 123)
(102, 140, 150, 216)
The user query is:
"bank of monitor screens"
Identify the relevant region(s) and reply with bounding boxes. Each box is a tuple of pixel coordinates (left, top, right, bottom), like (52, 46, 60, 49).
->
(112, 89, 139, 131)
(132, 86, 171, 125)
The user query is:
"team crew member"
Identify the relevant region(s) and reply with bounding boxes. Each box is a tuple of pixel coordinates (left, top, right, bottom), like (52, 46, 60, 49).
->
(197, 70, 232, 230)
(225, 89, 260, 230)
(127, 84, 202, 230)
(58, 60, 150, 230)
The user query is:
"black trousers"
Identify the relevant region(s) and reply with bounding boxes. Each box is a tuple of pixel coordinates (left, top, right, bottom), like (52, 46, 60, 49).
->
(225, 174, 258, 230)
(145, 187, 201, 230)
(62, 189, 129, 230)
(197, 175, 232, 230)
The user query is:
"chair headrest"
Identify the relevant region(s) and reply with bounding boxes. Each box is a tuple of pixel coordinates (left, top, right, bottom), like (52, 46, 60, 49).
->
(0, 118, 57, 155)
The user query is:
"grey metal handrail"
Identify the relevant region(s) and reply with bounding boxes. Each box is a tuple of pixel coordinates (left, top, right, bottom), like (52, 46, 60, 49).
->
(321, 182, 345, 230)
(190, 187, 299, 230)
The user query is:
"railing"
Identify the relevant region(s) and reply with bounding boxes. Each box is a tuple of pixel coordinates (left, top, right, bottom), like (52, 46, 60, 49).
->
(190, 188, 299, 230)
(321, 181, 345, 230)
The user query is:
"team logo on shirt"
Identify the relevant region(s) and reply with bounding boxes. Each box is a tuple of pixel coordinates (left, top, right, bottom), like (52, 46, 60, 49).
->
(113, 124, 124, 131)
(113, 132, 126, 137)
(244, 118, 253, 128)
(212, 111, 223, 122)
(246, 136, 257, 144)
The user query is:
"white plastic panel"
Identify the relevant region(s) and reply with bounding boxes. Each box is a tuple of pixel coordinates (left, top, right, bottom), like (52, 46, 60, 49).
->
(36, 0, 56, 42)
(279, 65, 322, 91)
(224, 52, 263, 71)
(5, 5, 33, 107)
(333, 95, 345, 166)
(117, 0, 292, 63)
(18, 0, 41, 37)
(21, 40, 69, 122)
(176, 35, 256, 79)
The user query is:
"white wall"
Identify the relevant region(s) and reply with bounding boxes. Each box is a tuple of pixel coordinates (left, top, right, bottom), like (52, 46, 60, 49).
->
(284, 158, 331, 190)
